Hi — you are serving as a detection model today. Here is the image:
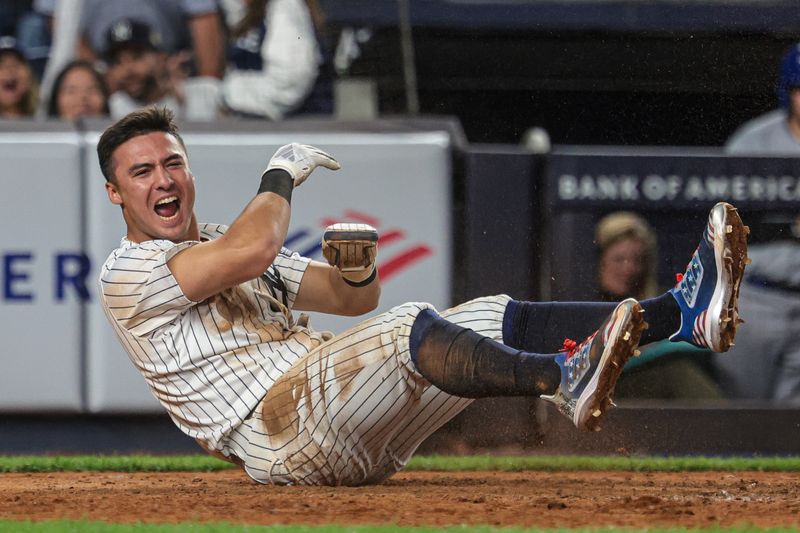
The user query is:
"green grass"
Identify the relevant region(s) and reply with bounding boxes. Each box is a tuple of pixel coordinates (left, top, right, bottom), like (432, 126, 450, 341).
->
(3, 456, 797, 533)
(2, 454, 800, 473)
(0, 454, 235, 472)
(0, 524, 796, 533)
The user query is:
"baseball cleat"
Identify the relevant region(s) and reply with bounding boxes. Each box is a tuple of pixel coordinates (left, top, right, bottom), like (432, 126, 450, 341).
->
(541, 298, 646, 432)
(669, 202, 749, 352)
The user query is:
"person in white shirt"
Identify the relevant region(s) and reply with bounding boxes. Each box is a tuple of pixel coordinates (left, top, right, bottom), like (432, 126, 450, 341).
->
(221, 0, 332, 119)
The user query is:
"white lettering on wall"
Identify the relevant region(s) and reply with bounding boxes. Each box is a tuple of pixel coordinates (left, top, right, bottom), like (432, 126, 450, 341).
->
(558, 172, 800, 203)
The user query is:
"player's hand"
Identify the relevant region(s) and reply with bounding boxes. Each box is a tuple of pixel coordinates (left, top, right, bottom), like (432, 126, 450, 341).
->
(322, 223, 378, 285)
(266, 143, 340, 187)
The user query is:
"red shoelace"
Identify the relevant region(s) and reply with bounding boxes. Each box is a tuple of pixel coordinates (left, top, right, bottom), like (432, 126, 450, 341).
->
(560, 338, 578, 359)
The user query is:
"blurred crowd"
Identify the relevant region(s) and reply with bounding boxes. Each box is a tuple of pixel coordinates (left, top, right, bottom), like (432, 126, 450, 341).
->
(4, 0, 800, 408)
(0, 0, 333, 122)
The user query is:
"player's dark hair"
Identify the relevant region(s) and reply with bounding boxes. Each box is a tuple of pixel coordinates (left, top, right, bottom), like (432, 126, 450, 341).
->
(97, 106, 186, 183)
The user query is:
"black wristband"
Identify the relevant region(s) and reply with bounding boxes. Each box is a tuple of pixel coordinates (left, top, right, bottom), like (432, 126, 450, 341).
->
(258, 169, 293, 203)
(344, 267, 377, 288)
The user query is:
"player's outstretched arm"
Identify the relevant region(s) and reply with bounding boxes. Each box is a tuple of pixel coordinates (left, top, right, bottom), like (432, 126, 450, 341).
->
(168, 144, 340, 303)
(294, 223, 381, 316)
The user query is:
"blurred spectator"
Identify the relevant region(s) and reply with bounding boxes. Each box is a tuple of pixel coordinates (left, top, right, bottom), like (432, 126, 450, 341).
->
(594, 211, 658, 302)
(221, 0, 333, 119)
(712, 216, 800, 405)
(36, 0, 223, 78)
(0, 37, 38, 118)
(35, 0, 224, 120)
(725, 43, 800, 154)
(46, 59, 107, 120)
(720, 44, 800, 404)
(1, 1, 49, 80)
(592, 212, 723, 400)
(103, 19, 184, 119)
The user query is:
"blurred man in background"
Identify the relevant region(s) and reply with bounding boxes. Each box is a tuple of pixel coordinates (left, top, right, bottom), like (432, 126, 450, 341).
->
(103, 19, 181, 119)
(719, 43, 800, 404)
(726, 43, 800, 154)
(712, 214, 800, 404)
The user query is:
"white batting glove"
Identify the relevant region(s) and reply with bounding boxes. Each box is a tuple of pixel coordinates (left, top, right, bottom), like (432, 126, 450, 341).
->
(322, 223, 378, 285)
(266, 143, 340, 187)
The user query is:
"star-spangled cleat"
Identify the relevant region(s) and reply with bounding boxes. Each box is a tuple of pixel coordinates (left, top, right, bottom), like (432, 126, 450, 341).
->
(541, 298, 646, 432)
(669, 202, 749, 352)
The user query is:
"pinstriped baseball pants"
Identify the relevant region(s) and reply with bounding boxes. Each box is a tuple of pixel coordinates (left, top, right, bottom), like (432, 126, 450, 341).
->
(228, 294, 511, 486)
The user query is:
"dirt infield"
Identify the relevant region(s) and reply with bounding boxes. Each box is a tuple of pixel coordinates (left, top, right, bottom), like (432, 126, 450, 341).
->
(1, 470, 799, 527)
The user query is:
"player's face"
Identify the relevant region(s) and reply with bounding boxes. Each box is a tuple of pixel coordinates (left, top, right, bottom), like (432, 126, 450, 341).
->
(105, 131, 197, 243)
(598, 237, 647, 298)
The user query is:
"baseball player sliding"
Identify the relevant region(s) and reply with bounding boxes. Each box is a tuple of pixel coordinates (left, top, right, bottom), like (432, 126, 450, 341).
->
(98, 107, 749, 486)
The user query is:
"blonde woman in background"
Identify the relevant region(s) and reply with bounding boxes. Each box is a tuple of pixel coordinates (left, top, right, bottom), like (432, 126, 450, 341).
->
(595, 211, 659, 302)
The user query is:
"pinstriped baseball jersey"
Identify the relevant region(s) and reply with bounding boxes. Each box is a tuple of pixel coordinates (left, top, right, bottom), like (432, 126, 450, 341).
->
(99, 223, 330, 453)
(225, 295, 510, 486)
(100, 222, 512, 485)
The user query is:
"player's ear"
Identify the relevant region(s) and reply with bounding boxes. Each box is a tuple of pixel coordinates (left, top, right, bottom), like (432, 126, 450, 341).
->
(106, 181, 123, 206)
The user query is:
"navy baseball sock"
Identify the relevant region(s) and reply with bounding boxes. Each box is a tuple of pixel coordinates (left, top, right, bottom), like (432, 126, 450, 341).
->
(502, 292, 679, 353)
(409, 309, 561, 397)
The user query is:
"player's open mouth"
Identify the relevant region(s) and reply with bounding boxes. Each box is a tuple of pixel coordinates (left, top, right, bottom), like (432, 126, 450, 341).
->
(154, 196, 180, 221)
